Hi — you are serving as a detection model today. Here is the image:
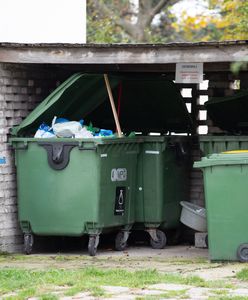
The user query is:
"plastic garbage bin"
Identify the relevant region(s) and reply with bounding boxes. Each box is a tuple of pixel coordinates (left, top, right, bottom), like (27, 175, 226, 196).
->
(199, 135, 248, 156)
(10, 73, 143, 256)
(135, 136, 191, 248)
(194, 152, 248, 261)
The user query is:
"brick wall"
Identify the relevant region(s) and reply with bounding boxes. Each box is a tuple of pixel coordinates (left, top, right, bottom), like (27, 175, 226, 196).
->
(0, 63, 71, 253)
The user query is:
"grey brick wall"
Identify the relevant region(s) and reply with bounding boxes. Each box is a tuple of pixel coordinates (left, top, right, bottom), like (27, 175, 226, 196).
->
(0, 63, 71, 253)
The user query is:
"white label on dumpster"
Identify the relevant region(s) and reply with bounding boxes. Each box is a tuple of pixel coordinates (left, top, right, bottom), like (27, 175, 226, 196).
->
(111, 168, 127, 181)
(145, 150, 160, 155)
(175, 63, 203, 83)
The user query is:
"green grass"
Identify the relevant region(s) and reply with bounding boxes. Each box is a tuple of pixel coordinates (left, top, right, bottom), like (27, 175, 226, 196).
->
(39, 294, 59, 300)
(210, 289, 229, 296)
(237, 268, 248, 281)
(0, 265, 235, 299)
(0, 267, 205, 299)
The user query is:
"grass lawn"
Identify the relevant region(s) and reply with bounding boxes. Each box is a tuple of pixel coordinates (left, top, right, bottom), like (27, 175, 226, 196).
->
(0, 253, 247, 299)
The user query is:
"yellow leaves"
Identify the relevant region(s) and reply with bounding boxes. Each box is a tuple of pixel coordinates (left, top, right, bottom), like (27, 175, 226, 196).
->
(172, 12, 221, 41)
(223, 0, 237, 12)
(214, 18, 229, 29)
(173, 0, 248, 42)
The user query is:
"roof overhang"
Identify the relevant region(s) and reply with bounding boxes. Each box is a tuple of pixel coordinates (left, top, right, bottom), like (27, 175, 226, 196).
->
(0, 41, 248, 65)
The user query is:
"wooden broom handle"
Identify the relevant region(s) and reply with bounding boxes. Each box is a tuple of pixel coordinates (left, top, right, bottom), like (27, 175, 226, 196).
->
(104, 74, 122, 137)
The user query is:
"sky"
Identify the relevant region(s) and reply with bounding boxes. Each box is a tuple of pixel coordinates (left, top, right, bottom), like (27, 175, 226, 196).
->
(171, 0, 211, 17)
(0, 0, 215, 44)
(0, 0, 86, 43)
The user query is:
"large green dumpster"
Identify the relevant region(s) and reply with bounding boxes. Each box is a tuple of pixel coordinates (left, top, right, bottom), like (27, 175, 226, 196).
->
(11, 73, 192, 255)
(135, 136, 191, 248)
(10, 73, 141, 256)
(205, 90, 248, 134)
(11, 137, 139, 256)
(200, 91, 248, 156)
(194, 152, 248, 261)
(199, 135, 248, 156)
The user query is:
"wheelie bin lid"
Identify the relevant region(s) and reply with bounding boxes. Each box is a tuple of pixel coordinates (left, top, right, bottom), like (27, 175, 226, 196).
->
(194, 151, 248, 168)
(205, 90, 248, 133)
(11, 73, 193, 137)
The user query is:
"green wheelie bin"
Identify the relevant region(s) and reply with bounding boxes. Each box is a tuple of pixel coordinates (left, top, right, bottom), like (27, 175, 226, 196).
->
(194, 151, 248, 262)
(135, 136, 191, 248)
(10, 73, 141, 256)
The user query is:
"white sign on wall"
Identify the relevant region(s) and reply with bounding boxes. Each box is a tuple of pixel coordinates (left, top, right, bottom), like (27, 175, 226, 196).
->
(0, 0, 86, 43)
(175, 63, 203, 84)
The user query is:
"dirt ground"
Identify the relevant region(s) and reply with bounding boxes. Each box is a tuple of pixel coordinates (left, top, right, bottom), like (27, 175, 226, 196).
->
(0, 245, 245, 281)
(1, 245, 248, 299)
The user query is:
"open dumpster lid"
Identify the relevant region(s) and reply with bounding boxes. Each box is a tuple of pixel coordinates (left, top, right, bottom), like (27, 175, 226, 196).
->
(205, 90, 248, 134)
(11, 73, 193, 136)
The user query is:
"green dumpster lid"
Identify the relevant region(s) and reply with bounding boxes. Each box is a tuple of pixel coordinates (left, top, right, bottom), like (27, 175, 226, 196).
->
(11, 73, 193, 137)
(205, 90, 248, 133)
(194, 152, 248, 168)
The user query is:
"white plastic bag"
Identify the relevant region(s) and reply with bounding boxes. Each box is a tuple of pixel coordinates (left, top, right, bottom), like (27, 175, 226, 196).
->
(34, 123, 55, 138)
(74, 127, 94, 138)
(52, 116, 82, 138)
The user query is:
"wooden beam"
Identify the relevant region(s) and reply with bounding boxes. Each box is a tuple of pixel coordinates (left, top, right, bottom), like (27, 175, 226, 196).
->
(54, 62, 237, 73)
(0, 43, 248, 64)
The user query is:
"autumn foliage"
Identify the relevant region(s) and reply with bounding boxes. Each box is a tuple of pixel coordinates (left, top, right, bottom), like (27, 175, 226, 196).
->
(87, 0, 248, 43)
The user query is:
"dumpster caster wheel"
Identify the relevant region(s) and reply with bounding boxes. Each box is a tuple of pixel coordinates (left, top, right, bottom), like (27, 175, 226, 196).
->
(150, 230, 166, 249)
(237, 244, 248, 262)
(115, 231, 128, 251)
(88, 235, 100, 256)
(24, 233, 33, 255)
(205, 234, 209, 248)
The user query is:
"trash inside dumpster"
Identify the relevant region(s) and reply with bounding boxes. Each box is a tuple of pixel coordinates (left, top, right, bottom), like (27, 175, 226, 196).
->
(194, 152, 248, 262)
(11, 73, 192, 255)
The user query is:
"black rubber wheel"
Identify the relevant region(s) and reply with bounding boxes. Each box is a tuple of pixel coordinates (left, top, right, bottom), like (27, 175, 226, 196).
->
(24, 234, 33, 255)
(237, 243, 248, 262)
(88, 236, 97, 256)
(150, 230, 167, 249)
(115, 231, 127, 251)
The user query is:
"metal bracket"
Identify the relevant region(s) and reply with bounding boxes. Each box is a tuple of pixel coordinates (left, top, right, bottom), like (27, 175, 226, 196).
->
(38, 142, 77, 170)
(90, 234, 100, 248)
(122, 231, 130, 244)
(146, 228, 158, 242)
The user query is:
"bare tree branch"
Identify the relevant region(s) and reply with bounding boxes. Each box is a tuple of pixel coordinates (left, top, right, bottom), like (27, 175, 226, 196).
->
(88, 0, 181, 42)
(91, 0, 134, 38)
(148, 0, 177, 26)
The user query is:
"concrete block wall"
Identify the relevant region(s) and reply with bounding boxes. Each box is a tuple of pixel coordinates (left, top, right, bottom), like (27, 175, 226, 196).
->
(0, 63, 71, 252)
